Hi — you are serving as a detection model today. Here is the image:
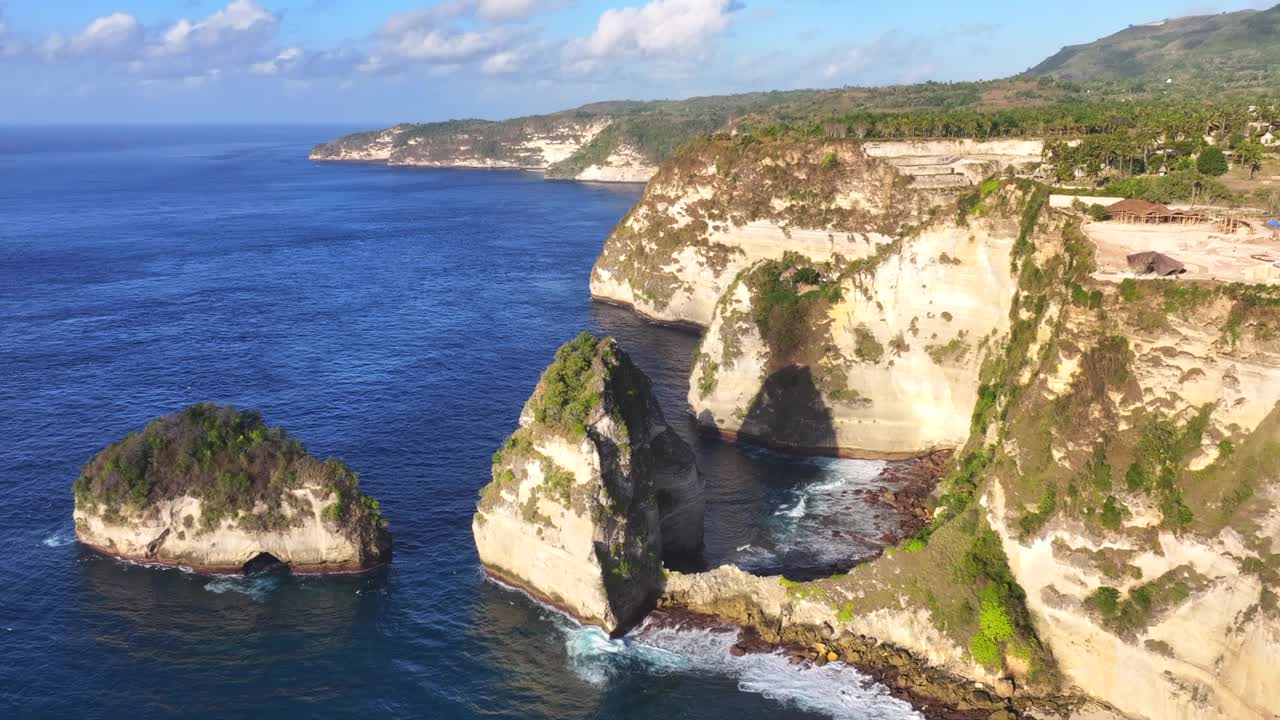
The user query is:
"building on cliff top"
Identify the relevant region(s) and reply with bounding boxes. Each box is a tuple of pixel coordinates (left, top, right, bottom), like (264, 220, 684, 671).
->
(1108, 199, 1204, 225)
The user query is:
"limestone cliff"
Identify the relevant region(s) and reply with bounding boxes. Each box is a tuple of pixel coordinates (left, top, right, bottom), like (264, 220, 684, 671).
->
(310, 116, 657, 182)
(588, 136, 1042, 328)
(472, 333, 704, 634)
(73, 403, 391, 573)
(655, 184, 1280, 719)
(685, 178, 1052, 456)
(978, 279, 1280, 720)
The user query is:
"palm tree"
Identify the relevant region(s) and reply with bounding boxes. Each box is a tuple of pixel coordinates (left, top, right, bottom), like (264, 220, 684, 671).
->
(1237, 140, 1265, 179)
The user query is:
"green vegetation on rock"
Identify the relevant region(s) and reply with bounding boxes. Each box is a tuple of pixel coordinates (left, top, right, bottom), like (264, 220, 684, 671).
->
(73, 403, 386, 538)
(530, 332, 607, 437)
(744, 252, 843, 359)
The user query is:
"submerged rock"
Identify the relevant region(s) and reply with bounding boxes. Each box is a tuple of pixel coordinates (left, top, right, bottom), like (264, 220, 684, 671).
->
(73, 403, 391, 574)
(472, 332, 705, 635)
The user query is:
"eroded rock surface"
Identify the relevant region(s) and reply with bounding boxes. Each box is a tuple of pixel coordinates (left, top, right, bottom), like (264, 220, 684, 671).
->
(73, 403, 391, 573)
(472, 333, 704, 634)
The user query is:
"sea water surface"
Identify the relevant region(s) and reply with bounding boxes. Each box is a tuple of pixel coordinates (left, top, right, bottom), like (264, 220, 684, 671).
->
(0, 127, 918, 719)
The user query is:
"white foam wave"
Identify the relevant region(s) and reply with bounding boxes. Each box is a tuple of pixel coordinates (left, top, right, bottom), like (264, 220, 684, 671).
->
(561, 618, 921, 719)
(734, 456, 894, 572)
(42, 529, 75, 547)
(203, 574, 283, 601)
(775, 495, 807, 518)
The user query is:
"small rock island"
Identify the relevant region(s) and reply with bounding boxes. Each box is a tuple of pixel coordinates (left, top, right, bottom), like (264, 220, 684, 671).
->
(73, 403, 391, 574)
(473, 332, 704, 635)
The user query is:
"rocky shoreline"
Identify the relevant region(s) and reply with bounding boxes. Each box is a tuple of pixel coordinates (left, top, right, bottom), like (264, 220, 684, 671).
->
(645, 607, 1106, 720)
(76, 540, 388, 575)
(697, 424, 956, 463)
(647, 607, 1017, 719)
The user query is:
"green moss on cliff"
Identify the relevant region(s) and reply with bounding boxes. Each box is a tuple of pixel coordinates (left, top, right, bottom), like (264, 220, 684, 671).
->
(529, 332, 606, 438)
(593, 134, 926, 310)
(73, 403, 386, 537)
(744, 252, 843, 359)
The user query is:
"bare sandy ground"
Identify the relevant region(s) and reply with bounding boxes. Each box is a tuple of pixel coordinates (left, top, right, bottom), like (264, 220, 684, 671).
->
(1084, 218, 1280, 284)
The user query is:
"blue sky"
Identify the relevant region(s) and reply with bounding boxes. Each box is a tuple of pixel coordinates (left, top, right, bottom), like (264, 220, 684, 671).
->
(0, 1, 1272, 124)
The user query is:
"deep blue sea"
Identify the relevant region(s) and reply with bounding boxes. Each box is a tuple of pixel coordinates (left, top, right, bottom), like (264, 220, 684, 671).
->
(0, 127, 921, 719)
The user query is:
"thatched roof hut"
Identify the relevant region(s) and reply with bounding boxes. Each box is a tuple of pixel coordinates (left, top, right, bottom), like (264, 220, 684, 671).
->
(1108, 199, 1203, 225)
(1127, 251, 1186, 276)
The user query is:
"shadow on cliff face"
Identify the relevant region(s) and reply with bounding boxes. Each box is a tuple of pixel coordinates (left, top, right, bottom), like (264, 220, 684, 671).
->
(738, 366, 837, 453)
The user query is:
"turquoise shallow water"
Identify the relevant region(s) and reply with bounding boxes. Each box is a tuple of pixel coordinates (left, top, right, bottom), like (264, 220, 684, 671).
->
(0, 127, 918, 719)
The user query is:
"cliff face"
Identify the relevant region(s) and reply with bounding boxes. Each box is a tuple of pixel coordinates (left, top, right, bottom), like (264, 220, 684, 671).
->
(588, 136, 1043, 329)
(310, 117, 658, 182)
(589, 136, 927, 327)
(688, 207, 1030, 456)
(472, 333, 704, 634)
(72, 404, 391, 573)
(979, 280, 1280, 720)
(648, 165, 1280, 718)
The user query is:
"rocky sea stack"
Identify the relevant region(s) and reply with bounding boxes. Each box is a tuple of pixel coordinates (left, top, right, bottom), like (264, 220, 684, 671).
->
(73, 403, 391, 574)
(473, 332, 704, 635)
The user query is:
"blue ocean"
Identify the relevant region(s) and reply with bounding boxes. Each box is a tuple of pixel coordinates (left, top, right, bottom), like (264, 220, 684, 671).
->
(0, 127, 920, 719)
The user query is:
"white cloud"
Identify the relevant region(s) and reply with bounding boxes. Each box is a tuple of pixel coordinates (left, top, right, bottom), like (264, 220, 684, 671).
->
(563, 0, 737, 73)
(819, 32, 938, 85)
(41, 12, 143, 60)
(251, 46, 302, 75)
(151, 0, 278, 57)
(374, 2, 543, 69)
(481, 50, 523, 74)
(471, 0, 565, 20)
(386, 26, 513, 62)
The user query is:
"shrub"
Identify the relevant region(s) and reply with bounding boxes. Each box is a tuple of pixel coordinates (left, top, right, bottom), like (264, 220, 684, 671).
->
(969, 630, 1002, 669)
(532, 332, 602, 437)
(73, 403, 382, 536)
(1119, 278, 1140, 302)
(1124, 462, 1149, 491)
(696, 356, 719, 399)
(540, 458, 575, 506)
(792, 266, 820, 285)
(1086, 203, 1111, 221)
(1196, 147, 1228, 176)
(1094, 586, 1121, 616)
(853, 325, 885, 363)
(978, 584, 1016, 642)
(1019, 486, 1058, 535)
(1100, 495, 1125, 530)
(746, 254, 841, 357)
(835, 602, 855, 623)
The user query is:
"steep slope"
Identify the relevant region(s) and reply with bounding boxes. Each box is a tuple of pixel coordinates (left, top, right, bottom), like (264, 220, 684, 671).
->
(472, 333, 704, 635)
(589, 135, 929, 327)
(1029, 5, 1280, 91)
(688, 183, 1042, 456)
(660, 185, 1280, 718)
(981, 278, 1280, 720)
(590, 135, 1042, 330)
(73, 403, 391, 573)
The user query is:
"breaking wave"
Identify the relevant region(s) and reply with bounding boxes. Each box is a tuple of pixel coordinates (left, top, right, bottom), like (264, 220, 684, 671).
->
(203, 573, 285, 601)
(42, 529, 75, 548)
(561, 616, 921, 720)
(730, 451, 895, 576)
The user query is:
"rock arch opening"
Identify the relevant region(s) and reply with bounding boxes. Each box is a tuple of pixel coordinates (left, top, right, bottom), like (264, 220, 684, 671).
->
(242, 551, 286, 575)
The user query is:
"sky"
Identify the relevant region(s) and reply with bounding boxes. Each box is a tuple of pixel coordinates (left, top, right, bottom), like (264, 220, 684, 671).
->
(0, 0, 1273, 124)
